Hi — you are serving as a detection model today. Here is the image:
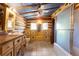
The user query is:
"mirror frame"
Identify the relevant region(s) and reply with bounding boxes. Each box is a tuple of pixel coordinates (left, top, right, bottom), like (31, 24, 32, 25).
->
(4, 7, 16, 32)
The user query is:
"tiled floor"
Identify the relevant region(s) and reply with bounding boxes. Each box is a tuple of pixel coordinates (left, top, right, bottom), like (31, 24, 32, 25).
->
(24, 41, 71, 56)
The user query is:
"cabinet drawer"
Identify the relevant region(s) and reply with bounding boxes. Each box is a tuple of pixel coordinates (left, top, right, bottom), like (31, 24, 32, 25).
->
(2, 41, 13, 54)
(14, 37, 22, 45)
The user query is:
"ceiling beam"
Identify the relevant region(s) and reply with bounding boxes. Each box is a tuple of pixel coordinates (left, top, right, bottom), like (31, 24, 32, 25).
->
(25, 16, 51, 19)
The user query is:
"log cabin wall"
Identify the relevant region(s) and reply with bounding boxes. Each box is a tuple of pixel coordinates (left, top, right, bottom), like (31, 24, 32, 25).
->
(25, 18, 53, 42)
(15, 14, 26, 33)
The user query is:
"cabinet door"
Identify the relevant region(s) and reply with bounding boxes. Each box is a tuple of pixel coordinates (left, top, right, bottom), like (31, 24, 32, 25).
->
(16, 48, 22, 56)
(2, 41, 13, 54)
(14, 45, 21, 56)
(21, 42, 26, 56)
(2, 49, 13, 56)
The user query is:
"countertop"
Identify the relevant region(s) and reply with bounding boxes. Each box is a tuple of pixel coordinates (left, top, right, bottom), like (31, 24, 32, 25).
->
(0, 34, 23, 45)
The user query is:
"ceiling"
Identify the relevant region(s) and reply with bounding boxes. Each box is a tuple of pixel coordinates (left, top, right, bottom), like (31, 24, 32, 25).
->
(7, 3, 64, 20)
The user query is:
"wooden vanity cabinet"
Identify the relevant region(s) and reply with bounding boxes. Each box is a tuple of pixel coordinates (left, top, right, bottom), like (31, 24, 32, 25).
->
(0, 35, 26, 56)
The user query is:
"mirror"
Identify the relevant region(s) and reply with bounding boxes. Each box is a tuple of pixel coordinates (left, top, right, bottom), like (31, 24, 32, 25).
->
(6, 8, 15, 33)
(7, 13, 13, 31)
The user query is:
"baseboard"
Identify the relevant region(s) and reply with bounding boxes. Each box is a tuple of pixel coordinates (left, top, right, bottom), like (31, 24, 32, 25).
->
(54, 43, 72, 56)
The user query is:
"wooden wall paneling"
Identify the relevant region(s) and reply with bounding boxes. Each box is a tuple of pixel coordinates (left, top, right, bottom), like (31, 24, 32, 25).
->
(15, 14, 26, 33)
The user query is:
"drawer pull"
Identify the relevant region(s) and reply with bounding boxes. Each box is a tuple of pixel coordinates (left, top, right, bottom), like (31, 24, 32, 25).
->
(17, 40, 20, 42)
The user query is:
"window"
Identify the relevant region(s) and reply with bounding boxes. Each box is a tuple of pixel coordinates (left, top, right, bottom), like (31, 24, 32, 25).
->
(41, 23, 48, 30)
(30, 23, 37, 30)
